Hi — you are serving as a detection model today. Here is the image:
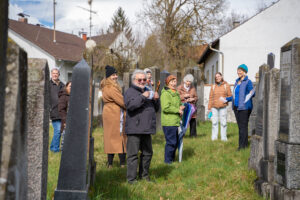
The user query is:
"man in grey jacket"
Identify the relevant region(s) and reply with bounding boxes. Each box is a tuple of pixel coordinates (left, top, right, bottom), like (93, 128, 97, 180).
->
(49, 68, 65, 152)
(124, 69, 159, 184)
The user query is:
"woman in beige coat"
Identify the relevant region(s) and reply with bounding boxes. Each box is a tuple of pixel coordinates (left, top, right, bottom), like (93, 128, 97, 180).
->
(101, 65, 126, 168)
(177, 74, 198, 137)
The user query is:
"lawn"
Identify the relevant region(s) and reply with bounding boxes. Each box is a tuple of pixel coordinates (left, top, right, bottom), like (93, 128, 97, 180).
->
(47, 122, 263, 200)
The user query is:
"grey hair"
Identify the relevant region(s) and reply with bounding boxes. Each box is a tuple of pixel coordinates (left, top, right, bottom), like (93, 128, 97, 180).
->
(131, 69, 146, 82)
(183, 74, 194, 83)
(144, 68, 152, 74)
(51, 67, 60, 74)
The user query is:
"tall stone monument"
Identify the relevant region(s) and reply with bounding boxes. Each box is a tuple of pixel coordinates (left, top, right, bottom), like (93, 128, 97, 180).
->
(54, 59, 91, 200)
(27, 59, 50, 200)
(0, 0, 9, 167)
(274, 38, 300, 190)
(0, 41, 28, 199)
(249, 64, 269, 178)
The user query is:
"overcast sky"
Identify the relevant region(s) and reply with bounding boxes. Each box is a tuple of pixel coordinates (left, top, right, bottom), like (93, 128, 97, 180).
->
(9, 0, 277, 38)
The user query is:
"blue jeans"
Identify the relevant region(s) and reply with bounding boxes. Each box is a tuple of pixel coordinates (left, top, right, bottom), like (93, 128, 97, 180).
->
(50, 120, 61, 152)
(163, 126, 178, 164)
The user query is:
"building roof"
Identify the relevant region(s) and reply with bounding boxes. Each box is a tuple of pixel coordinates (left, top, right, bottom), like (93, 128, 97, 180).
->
(197, 0, 280, 64)
(9, 19, 85, 62)
(91, 32, 120, 47)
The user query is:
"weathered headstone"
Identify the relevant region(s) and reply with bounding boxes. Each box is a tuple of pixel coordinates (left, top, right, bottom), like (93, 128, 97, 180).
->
(274, 38, 300, 190)
(54, 59, 91, 200)
(27, 59, 50, 200)
(249, 64, 269, 177)
(159, 70, 170, 94)
(171, 70, 182, 86)
(0, 0, 9, 167)
(257, 68, 280, 188)
(149, 66, 160, 91)
(0, 40, 28, 199)
(249, 82, 257, 136)
(267, 53, 275, 69)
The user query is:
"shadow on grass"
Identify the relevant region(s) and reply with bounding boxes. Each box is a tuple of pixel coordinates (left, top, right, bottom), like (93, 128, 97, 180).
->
(151, 163, 174, 180)
(152, 133, 165, 145)
(90, 167, 143, 199)
(178, 146, 195, 162)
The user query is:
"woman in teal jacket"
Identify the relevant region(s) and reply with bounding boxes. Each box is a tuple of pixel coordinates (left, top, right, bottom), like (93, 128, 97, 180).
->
(161, 75, 185, 164)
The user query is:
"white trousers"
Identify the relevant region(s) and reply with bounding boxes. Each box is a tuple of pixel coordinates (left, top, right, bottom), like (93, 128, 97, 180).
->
(211, 107, 228, 141)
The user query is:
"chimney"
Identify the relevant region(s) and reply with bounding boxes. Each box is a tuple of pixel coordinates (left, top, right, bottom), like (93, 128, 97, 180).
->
(18, 17, 28, 23)
(82, 33, 87, 41)
(233, 21, 240, 28)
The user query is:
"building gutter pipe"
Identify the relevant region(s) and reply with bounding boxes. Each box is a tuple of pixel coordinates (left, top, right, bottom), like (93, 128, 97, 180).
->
(209, 44, 224, 75)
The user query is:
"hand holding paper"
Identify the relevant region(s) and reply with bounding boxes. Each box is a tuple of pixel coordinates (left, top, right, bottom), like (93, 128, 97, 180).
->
(219, 97, 228, 103)
(244, 87, 256, 103)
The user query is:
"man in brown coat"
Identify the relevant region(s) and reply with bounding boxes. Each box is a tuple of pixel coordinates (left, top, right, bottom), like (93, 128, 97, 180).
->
(177, 74, 198, 137)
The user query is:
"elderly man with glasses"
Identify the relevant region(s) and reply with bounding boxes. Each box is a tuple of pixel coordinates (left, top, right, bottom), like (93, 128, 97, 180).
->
(124, 69, 160, 184)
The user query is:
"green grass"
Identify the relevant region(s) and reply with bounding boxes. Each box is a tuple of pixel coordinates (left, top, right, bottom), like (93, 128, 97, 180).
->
(47, 122, 263, 200)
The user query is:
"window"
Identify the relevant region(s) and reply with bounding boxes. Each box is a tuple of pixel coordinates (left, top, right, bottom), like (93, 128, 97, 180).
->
(216, 61, 219, 73)
(68, 72, 72, 82)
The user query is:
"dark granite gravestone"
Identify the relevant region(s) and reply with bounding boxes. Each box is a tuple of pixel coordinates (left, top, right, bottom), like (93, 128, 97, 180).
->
(0, 0, 9, 168)
(274, 38, 300, 190)
(27, 59, 50, 200)
(54, 59, 91, 200)
(0, 41, 28, 199)
(159, 70, 170, 94)
(149, 66, 160, 91)
(267, 53, 275, 69)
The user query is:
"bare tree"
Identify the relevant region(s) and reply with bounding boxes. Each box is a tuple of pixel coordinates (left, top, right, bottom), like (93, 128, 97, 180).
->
(217, 11, 249, 37)
(138, 0, 226, 70)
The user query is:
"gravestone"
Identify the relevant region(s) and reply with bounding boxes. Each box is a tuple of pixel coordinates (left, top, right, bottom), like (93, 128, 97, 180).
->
(171, 70, 182, 86)
(54, 59, 91, 200)
(249, 82, 257, 136)
(249, 64, 269, 178)
(27, 59, 50, 200)
(274, 38, 300, 190)
(259, 68, 280, 183)
(159, 70, 170, 94)
(149, 66, 160, 91)
(0, 41, 28, 199)
(0, 0, 9, 166)
(267, 53, 275, 69)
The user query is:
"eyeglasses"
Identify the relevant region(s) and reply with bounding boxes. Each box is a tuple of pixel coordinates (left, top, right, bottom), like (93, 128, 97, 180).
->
(136, 78, 147, 83)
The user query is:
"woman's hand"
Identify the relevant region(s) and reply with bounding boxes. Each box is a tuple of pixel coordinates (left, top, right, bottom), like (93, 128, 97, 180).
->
(184, 94, 190, 98)
(179, 105, 185, 115)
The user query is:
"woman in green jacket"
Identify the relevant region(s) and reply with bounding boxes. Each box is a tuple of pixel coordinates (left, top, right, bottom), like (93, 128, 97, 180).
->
(161, 75, 185, 164)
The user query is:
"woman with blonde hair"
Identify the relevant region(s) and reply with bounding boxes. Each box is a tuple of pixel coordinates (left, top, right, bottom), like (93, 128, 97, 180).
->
(101, 65, 126, 168)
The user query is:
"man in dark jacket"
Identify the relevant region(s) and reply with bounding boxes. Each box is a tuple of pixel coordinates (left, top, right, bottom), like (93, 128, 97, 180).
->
(49, 68, 65, 152)
(124, 69, 159, 184)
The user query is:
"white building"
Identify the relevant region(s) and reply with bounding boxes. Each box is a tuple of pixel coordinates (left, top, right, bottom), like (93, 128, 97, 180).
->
(8, 18, 85, 84)
(198, 0, 300, 84)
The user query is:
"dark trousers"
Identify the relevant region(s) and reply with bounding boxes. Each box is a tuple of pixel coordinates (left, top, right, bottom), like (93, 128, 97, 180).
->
(162, 126, 178, 164)
(189, 118, 197, 137)
(107, 153, 126, 165)
(234, 106, 251, 149)
(127, 134, 153, 182)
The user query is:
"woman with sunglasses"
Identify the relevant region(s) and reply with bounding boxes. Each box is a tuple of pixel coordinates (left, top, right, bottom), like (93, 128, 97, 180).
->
(161, 75, 185, 164)
(101, 65, 127, 168)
